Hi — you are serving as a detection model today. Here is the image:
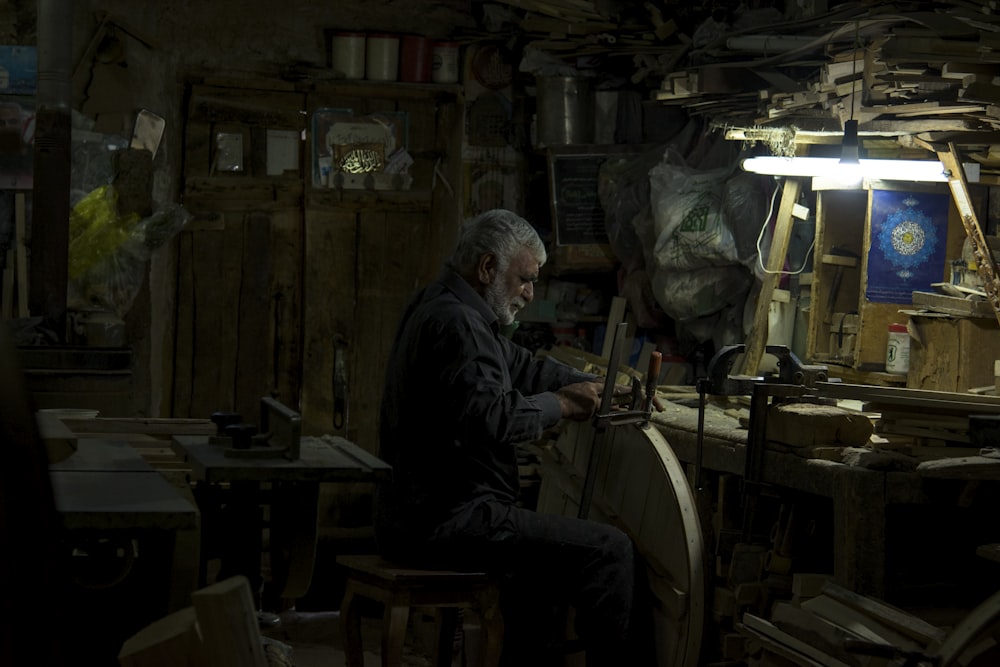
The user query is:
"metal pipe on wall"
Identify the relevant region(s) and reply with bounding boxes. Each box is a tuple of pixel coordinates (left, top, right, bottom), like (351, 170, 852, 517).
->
(30, 0, 74, 339)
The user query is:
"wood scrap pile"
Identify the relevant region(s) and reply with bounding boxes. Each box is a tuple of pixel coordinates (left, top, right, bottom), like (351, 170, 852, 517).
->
(868, 402, 982, 457)
(654, 1, 1000, 151)
(739, 577, 947, 667)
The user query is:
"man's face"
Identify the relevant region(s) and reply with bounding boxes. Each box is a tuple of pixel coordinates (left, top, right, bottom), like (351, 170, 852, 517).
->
(484, 245, 539, 326)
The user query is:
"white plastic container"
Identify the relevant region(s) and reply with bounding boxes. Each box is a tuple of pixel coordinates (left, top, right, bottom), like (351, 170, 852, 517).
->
(331, 32, 366, 80)
(886, 322, 910, 375)
(366, 33, 400, 81)
(431, 41, 460, 83)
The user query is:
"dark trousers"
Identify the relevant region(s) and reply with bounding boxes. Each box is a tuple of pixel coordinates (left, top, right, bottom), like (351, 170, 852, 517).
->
(381, 499, 649, 667)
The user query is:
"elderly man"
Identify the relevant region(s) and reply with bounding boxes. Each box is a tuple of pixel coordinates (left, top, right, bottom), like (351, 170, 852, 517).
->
(374, 208, 649, 666)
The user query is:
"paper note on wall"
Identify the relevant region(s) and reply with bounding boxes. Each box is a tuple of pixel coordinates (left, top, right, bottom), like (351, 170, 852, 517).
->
(267, 129, 300, 176)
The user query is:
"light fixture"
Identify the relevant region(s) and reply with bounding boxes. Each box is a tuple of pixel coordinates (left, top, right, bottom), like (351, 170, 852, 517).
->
(839, 119, 860, 166)
(740, 155, 980, 183)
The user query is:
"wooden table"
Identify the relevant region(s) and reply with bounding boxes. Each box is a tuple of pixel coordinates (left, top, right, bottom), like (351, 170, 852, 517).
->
(171, 434, 391, 607)
(48, 438, 201, 664)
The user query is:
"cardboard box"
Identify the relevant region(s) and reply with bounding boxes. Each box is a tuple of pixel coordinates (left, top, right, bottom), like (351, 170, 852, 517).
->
(907, 315, 1000, 393)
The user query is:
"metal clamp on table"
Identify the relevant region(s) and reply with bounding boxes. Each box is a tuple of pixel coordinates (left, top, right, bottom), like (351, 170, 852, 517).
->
(579, 321, 662, 520)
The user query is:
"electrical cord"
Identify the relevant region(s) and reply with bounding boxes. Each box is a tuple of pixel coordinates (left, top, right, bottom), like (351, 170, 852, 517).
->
(755, 178, 815, 276)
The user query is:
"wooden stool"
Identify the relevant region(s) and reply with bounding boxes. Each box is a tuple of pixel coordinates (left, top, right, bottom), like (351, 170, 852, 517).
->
(336, 554, 504, 667)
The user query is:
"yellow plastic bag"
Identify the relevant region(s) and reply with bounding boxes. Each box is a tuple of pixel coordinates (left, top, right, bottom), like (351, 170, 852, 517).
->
(67, 185, 140, 279)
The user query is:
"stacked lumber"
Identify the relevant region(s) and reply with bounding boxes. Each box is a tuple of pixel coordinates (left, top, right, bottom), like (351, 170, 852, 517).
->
(652, 2, 1000, 154)
(739, 579, 946, 667)
(869, 402, 981, 455)
(59, 416, 215, 484)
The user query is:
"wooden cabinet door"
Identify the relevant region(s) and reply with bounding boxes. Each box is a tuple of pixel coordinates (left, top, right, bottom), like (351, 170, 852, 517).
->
(177, 75, 463, 450)
(175, 77, 306, 423)
(173, 208, 302, 422)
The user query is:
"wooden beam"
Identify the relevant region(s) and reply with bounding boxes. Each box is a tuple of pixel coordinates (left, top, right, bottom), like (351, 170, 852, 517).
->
(936, 143, 1000, 329)
(736, 177, 802, 376)
(600, 295, 628, 360)
(14, 193, 27, 318)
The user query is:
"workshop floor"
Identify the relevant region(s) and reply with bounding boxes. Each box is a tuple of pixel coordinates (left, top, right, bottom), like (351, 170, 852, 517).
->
(261, 608, 458, 667)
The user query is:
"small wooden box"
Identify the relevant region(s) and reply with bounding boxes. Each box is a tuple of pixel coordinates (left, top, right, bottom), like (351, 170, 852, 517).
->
(907, 315, 1000, 393)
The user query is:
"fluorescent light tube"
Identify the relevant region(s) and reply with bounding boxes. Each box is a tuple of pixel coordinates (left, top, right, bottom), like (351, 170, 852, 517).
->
(741, 156, 980, 183)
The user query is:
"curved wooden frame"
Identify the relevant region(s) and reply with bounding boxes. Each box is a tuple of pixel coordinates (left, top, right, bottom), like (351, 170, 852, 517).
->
(537, 420, 707, 667)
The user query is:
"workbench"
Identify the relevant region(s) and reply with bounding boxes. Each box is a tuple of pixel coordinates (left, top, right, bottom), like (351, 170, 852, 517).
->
(537, 385, 1000, 667)
(645, 392, 1000, 602)
(171, 434, 391, 609)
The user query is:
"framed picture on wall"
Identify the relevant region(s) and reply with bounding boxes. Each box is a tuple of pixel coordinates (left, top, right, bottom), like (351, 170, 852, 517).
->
(311, 108, 409, 188)
(865, 188, 950, 303)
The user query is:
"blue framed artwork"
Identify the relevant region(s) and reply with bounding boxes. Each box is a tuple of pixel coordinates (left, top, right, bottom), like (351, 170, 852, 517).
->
(865, 189, 948, 303)
(0, 46, 36, 95)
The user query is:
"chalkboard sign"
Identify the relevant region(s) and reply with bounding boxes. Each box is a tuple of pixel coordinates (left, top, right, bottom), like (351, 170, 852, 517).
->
(548, 151, 610, 246)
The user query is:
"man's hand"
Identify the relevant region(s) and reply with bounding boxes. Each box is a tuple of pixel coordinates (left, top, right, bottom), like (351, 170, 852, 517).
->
(555, 380, 603, 421)
(610, 382, 665, 413)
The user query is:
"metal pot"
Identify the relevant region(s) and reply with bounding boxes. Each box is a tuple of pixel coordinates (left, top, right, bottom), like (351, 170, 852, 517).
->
(536, 76, 594, 147)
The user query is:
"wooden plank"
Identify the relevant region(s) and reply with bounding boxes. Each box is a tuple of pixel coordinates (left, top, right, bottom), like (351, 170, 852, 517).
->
(430, 92, 464, 264)
(800, 594, 925, 655)
(36, 411, 77, 464)
(269, 209, 303, 408)
(741, 612, 850, 667)
(737, 177, 802, 376)
(2, 247, 13, 319)
(911, 290, 994, 318)
(235, 211, 274, 424)
(118, 606, 201, 667)
(976, 543, 1000, 563)
(63, 417, 215, 435)
(14, 193, 27, 317)
(187, 219, 236, 417)
(831, 464, 886, 597)
(769, 601, 865, 666)
(819, 381, 1000, 410)
(818, 580, 946, 645)
(915, 455, 1000, 479)
(937, 143, 1000, 328)
(172, 231, 194, 417)
(352, 209, 433, 453)
(600, 296, 628, 359)
(190, 576, 268, 667)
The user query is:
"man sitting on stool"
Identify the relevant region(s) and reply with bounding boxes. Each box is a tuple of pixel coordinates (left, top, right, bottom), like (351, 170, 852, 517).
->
(374, 208, 655, 666)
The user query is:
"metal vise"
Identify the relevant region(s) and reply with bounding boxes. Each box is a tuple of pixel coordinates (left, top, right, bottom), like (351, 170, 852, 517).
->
(209, 396, 302, 460)
(702, 344, 829, 397)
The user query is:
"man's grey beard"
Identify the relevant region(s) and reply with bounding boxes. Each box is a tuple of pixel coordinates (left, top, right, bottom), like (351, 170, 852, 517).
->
(485, 277, 521, 326)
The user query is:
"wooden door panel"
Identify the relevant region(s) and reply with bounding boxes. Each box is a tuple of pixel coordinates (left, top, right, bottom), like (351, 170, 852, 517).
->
(173, 210, 302, 423)
(301, 210, 358, 438)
